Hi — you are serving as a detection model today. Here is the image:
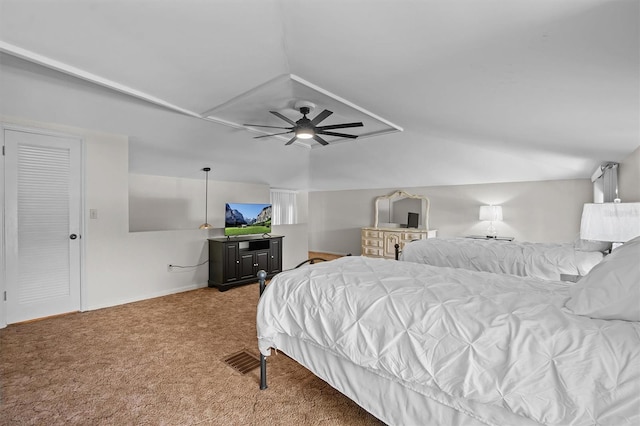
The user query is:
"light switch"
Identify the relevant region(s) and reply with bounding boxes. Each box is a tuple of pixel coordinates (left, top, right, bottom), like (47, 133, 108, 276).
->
(90, 209, 98, 219)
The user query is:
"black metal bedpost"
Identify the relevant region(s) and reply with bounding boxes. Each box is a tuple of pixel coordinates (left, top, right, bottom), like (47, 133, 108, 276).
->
(257, 269, 268, 390)
(395, 243, 400, 260)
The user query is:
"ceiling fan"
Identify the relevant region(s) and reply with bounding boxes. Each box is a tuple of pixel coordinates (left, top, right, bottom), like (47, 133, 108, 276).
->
(244, 101, 364, 146)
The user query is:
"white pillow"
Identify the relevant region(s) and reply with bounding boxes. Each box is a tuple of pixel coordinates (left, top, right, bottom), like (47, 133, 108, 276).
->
(565, 235, 640, 321)
(573, 237, 612, 253)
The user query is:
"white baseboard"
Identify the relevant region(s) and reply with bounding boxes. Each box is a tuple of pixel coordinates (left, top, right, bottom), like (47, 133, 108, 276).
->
(83, 282, 209, 312)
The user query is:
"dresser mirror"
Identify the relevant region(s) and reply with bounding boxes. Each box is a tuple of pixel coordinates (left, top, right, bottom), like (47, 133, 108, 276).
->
(374, 190, 430, 230)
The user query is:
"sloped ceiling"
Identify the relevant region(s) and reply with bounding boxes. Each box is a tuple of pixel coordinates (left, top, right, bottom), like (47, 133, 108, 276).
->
(0, 0, 638, 191)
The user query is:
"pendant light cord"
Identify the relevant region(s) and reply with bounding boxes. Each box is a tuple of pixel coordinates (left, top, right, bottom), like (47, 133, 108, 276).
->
(202, 167, 211, 227)
(204, 170, 208, 224)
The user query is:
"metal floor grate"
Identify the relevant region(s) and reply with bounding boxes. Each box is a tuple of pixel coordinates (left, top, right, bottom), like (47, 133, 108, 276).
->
(223, 350, 260, 375)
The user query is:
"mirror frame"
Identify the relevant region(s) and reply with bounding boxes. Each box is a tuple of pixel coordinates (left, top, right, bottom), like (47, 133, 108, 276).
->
(374, 190, 430, 230)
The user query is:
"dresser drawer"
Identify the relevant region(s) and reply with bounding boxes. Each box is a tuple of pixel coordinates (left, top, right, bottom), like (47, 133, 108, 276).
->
(362, 246, 383, 256)
(362, 227, 437, 259)
(362, 229, 381, 238)
(362, 238, 383, 247)
(402, 232, 427, 241)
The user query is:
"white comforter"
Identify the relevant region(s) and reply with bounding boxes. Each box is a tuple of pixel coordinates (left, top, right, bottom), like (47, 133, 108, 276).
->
(257, 256, 640, 426)
(400, 238, 603, 280)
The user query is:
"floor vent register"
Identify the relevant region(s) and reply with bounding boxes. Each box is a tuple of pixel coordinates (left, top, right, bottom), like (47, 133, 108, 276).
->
(223, 350, 261, 375)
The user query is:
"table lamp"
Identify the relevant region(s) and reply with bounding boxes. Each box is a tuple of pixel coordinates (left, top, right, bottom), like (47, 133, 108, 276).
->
(580, 202, 640, 248)
(479, 205, 503, 238)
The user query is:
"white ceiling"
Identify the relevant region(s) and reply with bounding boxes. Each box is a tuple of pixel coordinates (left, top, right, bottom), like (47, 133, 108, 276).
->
(0, 0, 638, 191)
(203, 74, 403, 147)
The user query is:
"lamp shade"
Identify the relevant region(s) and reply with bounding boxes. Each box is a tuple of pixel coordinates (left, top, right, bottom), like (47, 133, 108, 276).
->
(580, 202, 640, 242)
(479, 205, 503, 222)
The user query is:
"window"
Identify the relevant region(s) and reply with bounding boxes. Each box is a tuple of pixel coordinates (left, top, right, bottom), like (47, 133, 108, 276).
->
(270, 189, 298, 225)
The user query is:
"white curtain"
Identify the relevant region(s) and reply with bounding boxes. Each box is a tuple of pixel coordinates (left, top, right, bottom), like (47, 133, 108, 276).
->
(592, 163, 619, 203)
(271, 189, 298, 225)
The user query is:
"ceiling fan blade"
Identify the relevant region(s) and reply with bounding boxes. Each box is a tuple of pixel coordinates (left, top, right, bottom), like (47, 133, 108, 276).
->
(317, 130, 359, 139)
(313, 135, 329, 146)
(310, 109, 333, 126)
(254, 131, 293, 139)
(285, 136, 298, 145)
(244, 124, 292, 130)
(316, 122, 364, 130)
(270, 111, 296, 125)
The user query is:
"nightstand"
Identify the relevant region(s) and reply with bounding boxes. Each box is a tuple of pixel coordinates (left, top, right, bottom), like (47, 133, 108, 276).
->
(465, 235, 514, 241)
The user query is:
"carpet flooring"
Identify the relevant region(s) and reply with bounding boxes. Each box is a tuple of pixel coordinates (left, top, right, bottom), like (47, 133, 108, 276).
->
(0, 283, 382, 425)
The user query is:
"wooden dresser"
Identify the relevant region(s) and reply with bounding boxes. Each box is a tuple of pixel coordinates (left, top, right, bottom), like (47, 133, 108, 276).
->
(361, 227, 437, 259)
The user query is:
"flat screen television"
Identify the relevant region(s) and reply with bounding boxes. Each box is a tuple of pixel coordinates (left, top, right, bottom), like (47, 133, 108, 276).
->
(225, 203, 272, 236)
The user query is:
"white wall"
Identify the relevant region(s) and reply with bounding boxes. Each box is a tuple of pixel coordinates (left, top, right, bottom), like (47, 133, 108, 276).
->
(129, 174, 270, 232)
(619, 146, 640, 202)
(308, 179, 593, 255)
(0, 116, 308, 327)
(129, 173, 309, 270)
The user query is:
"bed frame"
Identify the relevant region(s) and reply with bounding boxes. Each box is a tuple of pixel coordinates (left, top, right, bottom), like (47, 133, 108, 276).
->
(258, 270, 269, 389)
(258, 256, 331, 389)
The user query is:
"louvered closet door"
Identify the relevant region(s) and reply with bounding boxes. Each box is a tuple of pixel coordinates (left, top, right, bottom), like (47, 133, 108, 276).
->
(4, 128, 82, 324)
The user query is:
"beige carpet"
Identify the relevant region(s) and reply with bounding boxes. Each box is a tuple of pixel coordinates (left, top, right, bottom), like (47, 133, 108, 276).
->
(0, 284, 382, 425)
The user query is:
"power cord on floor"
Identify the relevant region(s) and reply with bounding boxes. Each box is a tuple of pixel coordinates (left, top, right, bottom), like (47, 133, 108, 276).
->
(168, 260, 209, 271)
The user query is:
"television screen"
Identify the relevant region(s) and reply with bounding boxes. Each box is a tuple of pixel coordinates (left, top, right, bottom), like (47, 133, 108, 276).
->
(225, 203, 272, 236)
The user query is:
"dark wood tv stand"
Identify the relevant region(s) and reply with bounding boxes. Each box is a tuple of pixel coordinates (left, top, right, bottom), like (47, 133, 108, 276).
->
(208, 235, 283, 291)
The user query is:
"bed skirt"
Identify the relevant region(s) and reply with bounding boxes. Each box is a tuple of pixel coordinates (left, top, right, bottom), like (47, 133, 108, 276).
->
(263, 334, 539, 426)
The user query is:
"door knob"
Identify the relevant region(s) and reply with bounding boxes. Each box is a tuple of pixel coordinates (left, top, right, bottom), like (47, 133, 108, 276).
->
(69, 234, 78, 240)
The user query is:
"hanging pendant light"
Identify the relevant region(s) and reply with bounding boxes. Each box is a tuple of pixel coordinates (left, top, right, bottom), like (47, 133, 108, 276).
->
(199, 167, 212, 230)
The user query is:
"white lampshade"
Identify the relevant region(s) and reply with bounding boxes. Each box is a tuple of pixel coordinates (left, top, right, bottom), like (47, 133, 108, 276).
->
(479, 205, 503, 222)
(580, 202, 640, 242)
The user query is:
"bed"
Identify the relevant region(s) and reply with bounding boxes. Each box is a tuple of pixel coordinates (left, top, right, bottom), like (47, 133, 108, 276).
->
(398, 237, 606, 281)
(257, 236, 640, 426)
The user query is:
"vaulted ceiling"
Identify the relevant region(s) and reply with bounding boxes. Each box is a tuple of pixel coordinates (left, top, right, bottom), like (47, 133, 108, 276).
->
(1, 0, 638, 191)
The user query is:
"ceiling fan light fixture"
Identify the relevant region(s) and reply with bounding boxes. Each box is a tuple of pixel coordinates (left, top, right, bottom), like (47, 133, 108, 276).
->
(295, 128, 314, 139)
(245, 102, 363, 146)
